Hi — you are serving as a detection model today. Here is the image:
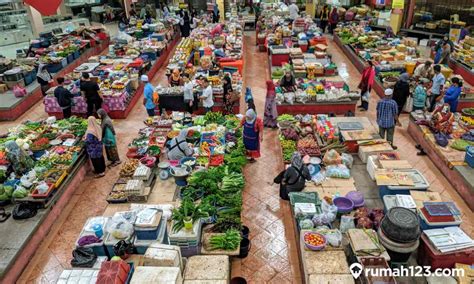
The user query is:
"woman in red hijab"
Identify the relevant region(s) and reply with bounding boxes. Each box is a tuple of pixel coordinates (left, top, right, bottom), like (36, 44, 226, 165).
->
(358, 60, 375, 111)
(264, 80, 278, 128)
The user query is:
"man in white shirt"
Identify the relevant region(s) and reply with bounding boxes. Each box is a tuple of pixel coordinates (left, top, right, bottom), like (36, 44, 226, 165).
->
(183, 74, 194, 114)
(199, 78, 214, 113)
(289, 0, 299, 21)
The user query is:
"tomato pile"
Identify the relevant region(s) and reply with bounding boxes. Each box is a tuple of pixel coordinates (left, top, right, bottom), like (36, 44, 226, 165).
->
(304, 233, 325, 247)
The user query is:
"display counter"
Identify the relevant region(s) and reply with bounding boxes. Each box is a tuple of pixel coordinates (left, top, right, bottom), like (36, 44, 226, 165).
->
(449, 59, 474, 86)
(158, 93, 240, 114)
(0, 154, 88, 283)
(333, 34, 474, 111)
(0, 38, 110, 121)
(276, 101, 357, 115)
(407, 114, 474, 211)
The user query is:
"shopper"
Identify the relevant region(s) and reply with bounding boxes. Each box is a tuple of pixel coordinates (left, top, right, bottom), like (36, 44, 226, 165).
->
(183, 74, 194, 114)
(85, 116, 106, 178)
(264, 80, 278, 128)
(318, 5, 329, 33)
(191, 11, 199, 29)
(199, 77, 214, 113)
(376, 89, 398, 149)
(428, 65, 445, 112)
(167, 129, 194, 161)
(413, 78, 429, 111)
(54, 77, 74, 119)
(142, 75, 156, 117)
(438, 41, 451, 65)
(97, 109, 121, 167)
(278, 152, 311, 200)
(280, 71, 297, 92)
(358, 60, 375, 111)
(222, 74, 235, 114)
(241, 109, 263, 162)
(181, 11, 191, 37)
(414, 61, 434, 80)
(392, 73, 410, 116)
(245, 87, 256, 113)
(328, 7, 339, 34)
(169, 68, 183, 87)
(212, 5, 219, 23)
(80, 72, 102, 117)
(37, 63, 53, 96)
(443, 77, 462, 113)
(288, 0, 299, 21)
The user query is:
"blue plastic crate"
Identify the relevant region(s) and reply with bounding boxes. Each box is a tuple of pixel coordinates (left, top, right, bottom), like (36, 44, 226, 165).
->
(67, 54, 74, 64)
(89, 243, 109, 257)
(379, 186, 410, 199)
(73, 50, 80, 59)
(135, 226, 159, 240)
(23, 70, 36, 86)
(61, 57, 68, 68)
(465, 146, 474, 168)
(419, 215, 460, 231)
(46, 63, 62, 73)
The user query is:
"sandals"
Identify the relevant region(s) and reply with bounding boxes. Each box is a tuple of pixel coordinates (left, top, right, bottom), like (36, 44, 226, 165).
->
(94, 172, 106, 178)
(0, 208, 11, 223)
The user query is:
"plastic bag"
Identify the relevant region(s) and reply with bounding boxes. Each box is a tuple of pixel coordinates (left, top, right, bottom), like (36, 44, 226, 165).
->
(311, 170, 326, 184)
(12, 202, 38, 220)
(113, 240, 134, 258)
(321, 199, 338, 215)
(341, 153, 354, 168)
(340, 215, 355, 233)
(403, 96, 413, 113)
(70, 247, 97, 268)
(323, 149, 342, 165)
(299, 218, 314, 229)
(326, 164, 351, 179)
(323, 229, 342, 247)
(106, 215, 134, 239)
(13, 85, 27, 98)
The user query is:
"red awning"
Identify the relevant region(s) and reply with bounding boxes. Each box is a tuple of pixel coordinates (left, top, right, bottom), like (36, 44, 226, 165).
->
(24, 0, 63, 16)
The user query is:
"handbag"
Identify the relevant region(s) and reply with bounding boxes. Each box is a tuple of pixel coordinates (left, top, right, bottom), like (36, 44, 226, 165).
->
(403, 96, 413, 113)
(103, 127, 116, 147)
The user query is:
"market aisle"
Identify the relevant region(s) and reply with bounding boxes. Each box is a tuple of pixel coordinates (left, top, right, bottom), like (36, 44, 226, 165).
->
(229, 33, 302, 283)
(327, 37, 473, 236)
(16, 41, 180, 284)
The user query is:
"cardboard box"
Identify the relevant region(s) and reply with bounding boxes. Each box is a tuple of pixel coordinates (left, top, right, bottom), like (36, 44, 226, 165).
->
(0, 84, 7, 93)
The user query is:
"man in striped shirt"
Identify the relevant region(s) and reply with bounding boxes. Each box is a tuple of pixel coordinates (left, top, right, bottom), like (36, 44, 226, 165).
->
(376, 89, 398, 149)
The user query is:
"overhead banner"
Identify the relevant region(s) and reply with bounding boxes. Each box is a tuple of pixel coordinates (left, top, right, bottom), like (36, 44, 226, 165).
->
(392, 0, 404, 9)
(25, 0, 62, 16)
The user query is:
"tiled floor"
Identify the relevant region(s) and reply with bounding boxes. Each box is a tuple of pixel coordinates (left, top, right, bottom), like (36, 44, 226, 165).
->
(2, 31, 472, 283)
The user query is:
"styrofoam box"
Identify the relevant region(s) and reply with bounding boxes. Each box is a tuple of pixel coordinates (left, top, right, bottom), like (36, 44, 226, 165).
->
(144, 243, 184, 273)
(358, 143, 393, 163)
(131, 266, 183, 284)
(366, 155, 379, 181)
(184, 255, 230, 282)
(57, 269, 99, 284)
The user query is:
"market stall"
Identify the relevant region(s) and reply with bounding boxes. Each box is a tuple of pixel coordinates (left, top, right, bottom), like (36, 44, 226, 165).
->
(53, 111, 252, 282)
(275, 112, 473, 283)
(450, 36, 474, 86)
(43, 27, 180, 119)
(407, 111, 474, 211)
(334, 24, 474, 111)
(156, 22, 245, 114)
(0, 27, 110, 121)
(0, 117, 90, 283)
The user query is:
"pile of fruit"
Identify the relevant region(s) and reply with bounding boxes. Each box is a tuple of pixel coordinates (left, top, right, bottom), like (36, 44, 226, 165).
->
(303, 232, 326, 250)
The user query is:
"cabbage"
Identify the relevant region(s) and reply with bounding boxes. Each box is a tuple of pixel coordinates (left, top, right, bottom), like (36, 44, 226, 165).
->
(299, 219, 314, 230)
(12, 187, 27, 198)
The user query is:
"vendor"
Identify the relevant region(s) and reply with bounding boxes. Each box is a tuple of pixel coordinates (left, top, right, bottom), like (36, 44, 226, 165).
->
(169, 68, 184, 87)
(414, 61, 434, 80)
(167, 129, 194, 161)
(288, 0, 299, 21)
(443, 77, 462, 112)
(278, 152, 311, 200)
(430, 103, 454, 135)
(392, 73, 410, 118)
(183, 74, 194, 114)
(279, 71, 297, 92)
(199, 77, 214, 113)
(36, 63, 53, 97)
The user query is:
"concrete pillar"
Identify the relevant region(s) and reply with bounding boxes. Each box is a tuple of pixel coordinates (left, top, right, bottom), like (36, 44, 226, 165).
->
(25, 4, 45, 37)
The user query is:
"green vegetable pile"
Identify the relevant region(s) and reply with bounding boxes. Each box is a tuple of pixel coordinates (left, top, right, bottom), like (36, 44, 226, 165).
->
(209, 229, 242, 251)
(280, 139, 297, 162)
(204, 112, 225, 124)
(171, 197, 210, 232)
(277, 114, 296, 123)
(0, 185, 14, 202)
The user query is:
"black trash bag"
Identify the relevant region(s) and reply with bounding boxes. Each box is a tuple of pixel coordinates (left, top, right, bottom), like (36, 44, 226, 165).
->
(12, 202, 38, 220)
(113, 240, 134, 257)
(70, 247, 97, 268)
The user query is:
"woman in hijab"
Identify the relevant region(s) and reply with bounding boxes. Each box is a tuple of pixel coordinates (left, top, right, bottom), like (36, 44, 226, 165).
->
(392, 73, 411, 117)
(264, 80, 278, 128)
(84, 116, 106, 177)
(328, 7, 339, 34)
(279, 71, 296, 92)
(182, 11, 191, 37)
(167, 129, 194, 161)
(169, 68, 183, 87)
(244, 87, 256, 113)
(279, 152, 311, 200)
(97, 109, 121, 167)
(222, 74, 234, 114)
(5, 141, 34, 175)
(37, 63, 53, 96)
(240, 109, 263, 162)
(358, 60, 375, 111)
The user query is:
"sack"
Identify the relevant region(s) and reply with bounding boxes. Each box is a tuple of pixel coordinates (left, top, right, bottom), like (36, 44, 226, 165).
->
(435, 132, 449, 147)
(361, 90, 370, 102)
(152, 91, 159, 104)
(12, 202, 38, 220)
(403, 96, 413, 113)
(70, 247, 97, 268)
(229, 91, 241, 103)
(13, 85, 27, 98)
